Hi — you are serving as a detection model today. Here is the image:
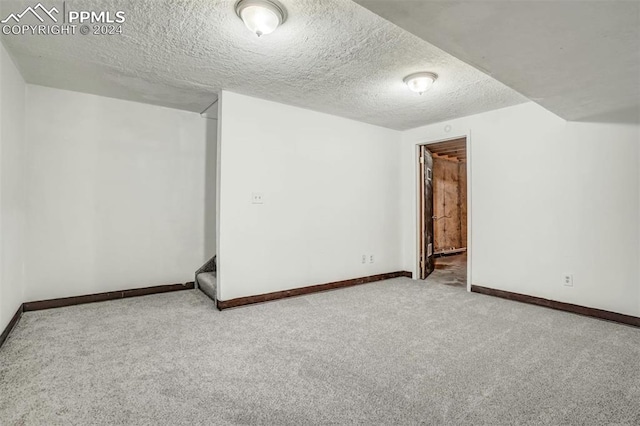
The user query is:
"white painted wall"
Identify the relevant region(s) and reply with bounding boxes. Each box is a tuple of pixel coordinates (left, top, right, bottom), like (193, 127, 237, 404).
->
(24, 85, 208, 301)
(4, 69, 637, 323)
(217, 91, 402, 301)
(401, 102, 640, 316)
(0, 42, 26, 331)
(204, 117, 217, 260)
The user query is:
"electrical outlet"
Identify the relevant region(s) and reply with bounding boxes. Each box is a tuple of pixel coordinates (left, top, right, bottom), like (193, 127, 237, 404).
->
(251, 192, 264, 204)
(563, 274, 573, 287)
(361, 255, 366, 264)
(369, 255, 374, 264)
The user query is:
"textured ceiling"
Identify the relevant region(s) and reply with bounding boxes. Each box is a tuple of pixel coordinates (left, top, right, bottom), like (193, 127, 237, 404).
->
(0, 0, 526, 130)
(355, 0, 640, 124)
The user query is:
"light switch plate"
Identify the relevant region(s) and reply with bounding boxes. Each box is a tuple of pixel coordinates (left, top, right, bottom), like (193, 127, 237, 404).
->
(563, 274, 573, 287)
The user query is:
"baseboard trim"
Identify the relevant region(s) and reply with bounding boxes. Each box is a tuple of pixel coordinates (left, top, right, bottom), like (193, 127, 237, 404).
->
(23, 282, 195, 312)
(471, 285, 640, 328)
(0, 304, 24, 350)
(217, 271, 413, 310)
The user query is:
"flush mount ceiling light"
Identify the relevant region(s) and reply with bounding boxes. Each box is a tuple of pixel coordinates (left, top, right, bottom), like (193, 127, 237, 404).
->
(403, 72, 438, 95)
(235, 0, 287, 37)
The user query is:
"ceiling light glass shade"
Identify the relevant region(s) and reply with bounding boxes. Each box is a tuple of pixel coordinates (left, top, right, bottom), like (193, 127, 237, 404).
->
(403, 72, 438, 95)
(235, 0, 287, 37)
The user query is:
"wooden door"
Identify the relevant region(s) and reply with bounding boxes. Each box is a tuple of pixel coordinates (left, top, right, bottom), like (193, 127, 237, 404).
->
(419, 146, 435, 279)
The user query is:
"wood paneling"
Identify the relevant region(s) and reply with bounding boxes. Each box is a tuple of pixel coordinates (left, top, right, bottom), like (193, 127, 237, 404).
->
(471, 285, 640, 328)
(429, 138, 467, 252)
(217, 271, 412, 309)
(433, 157, 461, 250)
(459, 161, 468, 246)
(428, 138, 466, 161)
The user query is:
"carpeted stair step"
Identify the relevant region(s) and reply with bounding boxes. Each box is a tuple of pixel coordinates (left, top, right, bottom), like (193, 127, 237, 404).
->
(197, 272, 216, 302)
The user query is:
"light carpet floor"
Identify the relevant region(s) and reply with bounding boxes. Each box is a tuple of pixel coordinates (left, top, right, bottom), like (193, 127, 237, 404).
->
(1, 259, 639, 425)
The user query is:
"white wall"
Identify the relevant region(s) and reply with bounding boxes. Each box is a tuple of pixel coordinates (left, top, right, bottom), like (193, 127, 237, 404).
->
(204, 117, 217, 260)
(401, 102, 640, 316)
(5, 70, 637, 322)
(217, 91, 402, 301)
(24, 85, 208, 301)
(0, 42, 26, 331)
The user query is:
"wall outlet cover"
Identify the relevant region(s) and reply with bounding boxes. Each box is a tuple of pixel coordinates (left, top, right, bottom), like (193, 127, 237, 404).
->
(251, 192, 264, 204)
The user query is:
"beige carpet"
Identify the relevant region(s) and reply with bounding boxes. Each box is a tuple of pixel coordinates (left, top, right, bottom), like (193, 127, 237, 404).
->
(1, 261, 639, 425)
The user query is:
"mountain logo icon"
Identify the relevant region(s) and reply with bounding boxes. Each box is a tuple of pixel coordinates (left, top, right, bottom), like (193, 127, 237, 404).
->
(1, 3, 59, 24)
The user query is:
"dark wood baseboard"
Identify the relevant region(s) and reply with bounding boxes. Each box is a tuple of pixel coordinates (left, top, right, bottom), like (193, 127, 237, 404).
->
(0, 304, 24, 350)
(471, 285, 640, 328)
(217, 271, 412, 310)
(23, 282, 195, 312)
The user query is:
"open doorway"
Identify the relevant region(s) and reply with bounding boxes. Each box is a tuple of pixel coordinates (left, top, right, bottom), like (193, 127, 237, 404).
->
(418, 137, 469, 289)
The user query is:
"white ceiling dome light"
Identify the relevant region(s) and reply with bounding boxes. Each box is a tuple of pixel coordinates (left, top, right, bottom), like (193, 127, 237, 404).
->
(235, 0, 287, 37)
(403, 72, 438, 95)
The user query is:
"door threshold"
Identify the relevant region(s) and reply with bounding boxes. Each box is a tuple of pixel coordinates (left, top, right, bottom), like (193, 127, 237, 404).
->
(434, 248, 467, 257)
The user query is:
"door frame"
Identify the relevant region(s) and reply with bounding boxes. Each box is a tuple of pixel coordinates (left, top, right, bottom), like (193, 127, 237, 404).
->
(418, 145, 434, 279)
(415, 132, 472, 291)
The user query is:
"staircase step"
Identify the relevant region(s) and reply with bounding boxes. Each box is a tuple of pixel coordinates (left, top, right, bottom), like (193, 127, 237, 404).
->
(197, 272, 216, 302)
